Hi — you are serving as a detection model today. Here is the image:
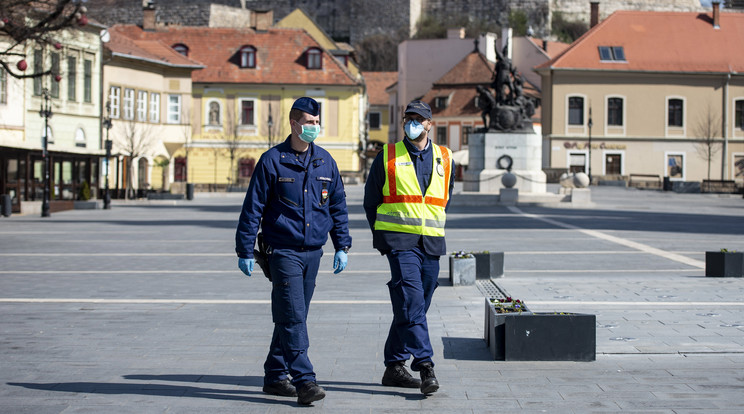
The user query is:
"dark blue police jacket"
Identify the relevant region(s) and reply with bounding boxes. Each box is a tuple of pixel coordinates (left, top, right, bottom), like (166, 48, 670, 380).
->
(363, 138, 455, 256)
(235, 136, 351, 258)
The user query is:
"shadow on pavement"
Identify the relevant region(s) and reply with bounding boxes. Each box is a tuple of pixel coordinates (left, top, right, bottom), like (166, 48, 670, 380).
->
(441, 337, 492, 361)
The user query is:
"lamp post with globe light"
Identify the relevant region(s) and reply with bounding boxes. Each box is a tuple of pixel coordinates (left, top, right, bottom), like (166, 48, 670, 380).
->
(39, 88, 52, 217)
(102, 101, 113, 209)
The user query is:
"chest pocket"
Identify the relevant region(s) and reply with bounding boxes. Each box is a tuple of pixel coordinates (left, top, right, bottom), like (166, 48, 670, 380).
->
(277, 176, 300, 207)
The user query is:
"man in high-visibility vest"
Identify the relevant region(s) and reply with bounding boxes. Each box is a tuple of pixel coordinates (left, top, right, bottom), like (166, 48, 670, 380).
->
(363, 100, 455, 395)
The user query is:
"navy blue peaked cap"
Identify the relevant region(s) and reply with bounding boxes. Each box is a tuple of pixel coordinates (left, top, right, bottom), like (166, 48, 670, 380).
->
(404, 100, 432, 119)
(291, 97, 320, 116)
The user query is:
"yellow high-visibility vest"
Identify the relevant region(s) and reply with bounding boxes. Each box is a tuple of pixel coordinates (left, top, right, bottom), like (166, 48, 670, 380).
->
(375, 140, 452, 236)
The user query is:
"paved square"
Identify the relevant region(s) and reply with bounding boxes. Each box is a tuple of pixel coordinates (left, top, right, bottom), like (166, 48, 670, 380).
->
(1, 184, 743, 413)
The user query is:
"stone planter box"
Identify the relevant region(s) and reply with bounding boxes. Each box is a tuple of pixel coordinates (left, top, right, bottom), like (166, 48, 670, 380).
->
(473, 252, 504, 279)
(705, 251, 743, 277)
(449, 256, 475, 286)
(484, 298, 596, 361)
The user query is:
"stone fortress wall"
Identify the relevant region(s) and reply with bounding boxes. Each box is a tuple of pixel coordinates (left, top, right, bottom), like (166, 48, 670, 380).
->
(89, 0, 705, 46)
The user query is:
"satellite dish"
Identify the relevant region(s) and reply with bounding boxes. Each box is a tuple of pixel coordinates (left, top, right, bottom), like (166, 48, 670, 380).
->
(100, 29, 110, 43)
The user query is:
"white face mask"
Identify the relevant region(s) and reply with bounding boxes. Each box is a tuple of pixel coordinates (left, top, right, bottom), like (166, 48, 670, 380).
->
(404, 120, 425, 140)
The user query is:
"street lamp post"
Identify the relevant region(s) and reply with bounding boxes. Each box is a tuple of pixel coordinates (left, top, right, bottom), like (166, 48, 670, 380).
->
(102, 102, 113, 209)
(39, 88, 52, 217)
(267, 103, 273, 149)
(587, 107, 593, 183)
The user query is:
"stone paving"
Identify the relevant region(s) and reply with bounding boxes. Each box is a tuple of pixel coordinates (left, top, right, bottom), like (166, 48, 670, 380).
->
(0, 184, 743, 413)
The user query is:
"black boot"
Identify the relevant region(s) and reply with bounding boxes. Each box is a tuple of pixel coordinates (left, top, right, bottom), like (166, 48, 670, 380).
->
(381, 362, 422, 388)
(262, 378, 297, 397)
(418, 362, 439, 395)
(296, 381, 326, 405)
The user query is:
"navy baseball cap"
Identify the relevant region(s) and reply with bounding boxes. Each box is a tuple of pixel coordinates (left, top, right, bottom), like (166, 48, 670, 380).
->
(291, 97, 320, 116)
(404, 100, 432, 119)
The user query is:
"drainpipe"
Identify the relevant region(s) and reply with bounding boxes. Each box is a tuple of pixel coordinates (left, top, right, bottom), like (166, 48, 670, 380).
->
(722, 71, 730, 180)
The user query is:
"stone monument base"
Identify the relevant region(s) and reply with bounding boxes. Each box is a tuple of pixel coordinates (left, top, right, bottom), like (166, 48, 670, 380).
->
(470, 169, 546, 194)
(464, 132, 546, 194)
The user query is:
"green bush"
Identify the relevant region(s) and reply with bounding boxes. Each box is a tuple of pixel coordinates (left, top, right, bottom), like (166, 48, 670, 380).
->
(78, 180, 91, 201)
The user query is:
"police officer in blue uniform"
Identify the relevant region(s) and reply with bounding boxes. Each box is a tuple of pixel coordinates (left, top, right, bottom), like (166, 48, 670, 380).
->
(363, 100, 455, 395)
(235, 97, 351, 405)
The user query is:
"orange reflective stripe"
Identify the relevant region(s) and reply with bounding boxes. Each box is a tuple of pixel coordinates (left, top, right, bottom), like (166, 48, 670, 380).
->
(386, 144, 397, 197)
(423, 147, 451, 207)
(383, 194, 423, 204)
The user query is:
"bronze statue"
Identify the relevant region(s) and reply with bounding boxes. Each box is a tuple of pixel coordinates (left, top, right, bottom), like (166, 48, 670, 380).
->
(476, 39, 539, 133)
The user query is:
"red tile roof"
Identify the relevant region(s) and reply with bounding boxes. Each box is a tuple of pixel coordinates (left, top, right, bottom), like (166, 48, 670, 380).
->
(434, 51, 494, 86)
(537, 10, 744, 73)
(107, 25, 204, 68)
(111, 25, 360, 85)
(363, 71, 397, 105)
(527, 37, 570, 59)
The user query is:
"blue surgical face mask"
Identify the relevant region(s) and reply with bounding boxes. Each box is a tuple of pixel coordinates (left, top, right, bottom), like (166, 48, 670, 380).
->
(295, 122, 320, 143)
(404, 120, 425, 140)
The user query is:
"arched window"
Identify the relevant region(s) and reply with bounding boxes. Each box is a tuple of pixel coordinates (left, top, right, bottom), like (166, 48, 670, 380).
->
(239, 46, 256, 68)
(172, 43, 189, 56)
(306, 48, 322, 69)
(75, 127, 86, 148)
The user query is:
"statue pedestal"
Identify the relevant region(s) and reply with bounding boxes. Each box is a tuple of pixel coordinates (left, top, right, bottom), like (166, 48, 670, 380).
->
(464, 132, 546, 194)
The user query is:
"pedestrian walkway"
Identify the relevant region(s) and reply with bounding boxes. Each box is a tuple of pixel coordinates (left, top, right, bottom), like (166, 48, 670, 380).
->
(0, 185, 743, 413)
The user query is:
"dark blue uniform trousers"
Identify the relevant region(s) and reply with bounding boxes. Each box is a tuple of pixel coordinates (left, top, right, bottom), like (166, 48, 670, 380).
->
(384, 245, 439, 370)
(264, 248, 322, 387)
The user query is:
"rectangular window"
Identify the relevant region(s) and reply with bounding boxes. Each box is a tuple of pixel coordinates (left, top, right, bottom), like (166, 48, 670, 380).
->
(666, 153, 684, 180)
(150, 93, 160, 122)
(241, 100, 255, 125)
(33, 49, 43, 96)
(67, 56, 76, 101)
(598, 46, 626, 62)
(568, 96, 584, 125)
(735, 100, 744, 130)
(123, 88, 134, 120)
(462, 125, 472, 146)
(0, 68, 6, 104)
(50, 52, 60, 98)
(607, 97, 623, 126)
(167, 94, 181, 123)
(109, 86, 121, 118)
(569, 153, 586, 173)
(83, 59, 92, 103)
(668, 98, 684, 127)
(174, 157, 187, 182)
(368, 112, 381, 129)
(436, 126, 447, 146)
(137, 90, 148, 121)
(435, 96, 448, 109)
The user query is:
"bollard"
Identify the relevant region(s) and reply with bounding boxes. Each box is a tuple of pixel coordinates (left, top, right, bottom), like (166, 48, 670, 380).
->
(186, 183, 194, 200)
(1, 194, 11, 217)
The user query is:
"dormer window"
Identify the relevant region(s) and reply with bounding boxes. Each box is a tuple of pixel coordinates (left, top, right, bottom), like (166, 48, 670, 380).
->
(598, 46, 626, 62)
(172, 43, 189, 57)
(306, 48, 322, 70)
(434, 96, 448, 109)
(239, 46, 256, 68)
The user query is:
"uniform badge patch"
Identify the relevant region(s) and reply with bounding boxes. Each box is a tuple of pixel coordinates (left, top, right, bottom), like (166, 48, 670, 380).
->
(321, 188, 329, 201)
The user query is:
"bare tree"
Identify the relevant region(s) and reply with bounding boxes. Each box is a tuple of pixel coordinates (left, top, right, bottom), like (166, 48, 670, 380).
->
(220, 103, 242, 190)
(1, 0, 89, 79)
(693, 104, 722, 190)
(116, 117, 158, 199)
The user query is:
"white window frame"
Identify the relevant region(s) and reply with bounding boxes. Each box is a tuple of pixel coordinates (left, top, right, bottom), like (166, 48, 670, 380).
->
(75, 127, 86, 148)
(109, 86, 121, 119)
(602, 150, 625, 175)
(167, 94, 181, 124)
(665, 95, 686, 137)
(240, 46, 256, 68)
(123, 88, 135, 120)
(664, 151, 686, 181)
(731, 152, 744, 182)
(732, 97, 744, 135)
(136, 90, 148, 122)
(604, 95, 626, 136)
(567, 150, 588, 173)
(149, 93, 160, 123)
(307, 48, 322, 69)
(565, 94, 587, 135)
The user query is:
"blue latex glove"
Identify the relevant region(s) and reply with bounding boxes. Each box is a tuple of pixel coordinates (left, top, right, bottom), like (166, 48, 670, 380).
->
(238, 258, 254, 276)
(333, 250, 348, 274)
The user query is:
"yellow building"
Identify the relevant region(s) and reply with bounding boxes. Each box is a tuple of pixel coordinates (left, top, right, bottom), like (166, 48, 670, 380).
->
(537, 8, 744, 188)
(119, 19, 364, 191)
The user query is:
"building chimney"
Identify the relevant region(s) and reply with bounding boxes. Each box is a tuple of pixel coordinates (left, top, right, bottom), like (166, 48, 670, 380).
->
(251, 9, 273, 31)
(143, 1, 156, 31)
(590, 1, 600, 28)
(713, 0, 721, 29)
(542, 39, 548, 52)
